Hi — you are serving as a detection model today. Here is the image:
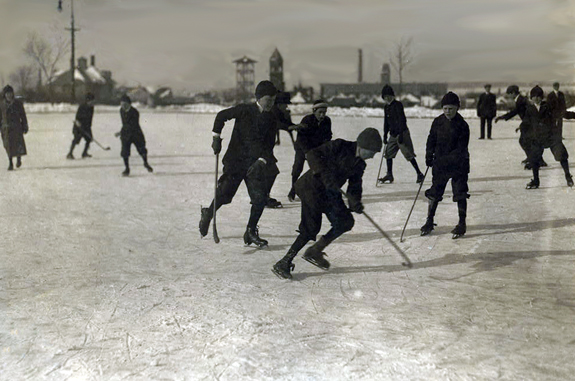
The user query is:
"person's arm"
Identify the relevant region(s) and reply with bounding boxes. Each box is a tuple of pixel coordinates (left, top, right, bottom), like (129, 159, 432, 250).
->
(476, 94, 483, 116)
(306, 140, 339, 188)
(346, 164, 365, 212)
(383, 108, 390, 143)
(20, 102, 29, 133)
(211, 105, 242, 154)
(425, 119, 438, 167)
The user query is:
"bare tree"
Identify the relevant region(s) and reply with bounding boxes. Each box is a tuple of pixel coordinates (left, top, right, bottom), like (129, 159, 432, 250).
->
(24, 31, 69, 100)
(9, 65, 35, 94)
(390, 36, 413, 96)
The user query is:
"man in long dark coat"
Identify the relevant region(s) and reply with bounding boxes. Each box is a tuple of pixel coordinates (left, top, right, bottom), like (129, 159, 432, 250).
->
(476, 84, 497, 139)
(272, 128, 383, 279)
(0, 85, 28, 170)
(199, 80, 281, 248)
(546, 82, 566, 139)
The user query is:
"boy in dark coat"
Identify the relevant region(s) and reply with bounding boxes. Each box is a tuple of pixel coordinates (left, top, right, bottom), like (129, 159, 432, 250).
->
(287, 99, 333, 201)
(0, 85, 28, 170)
(523, 86, 572, 189)
(67, 93, 96, 159)
(272, 128, 383, 279)
(421, 92, 470, 239)
(199, 80, 281, 247)
(114, 95, 153, 177)
(495, 85, 541, 168)
(377, 85, 424, 184)
(547, 82, 566, 139)
(476, 84, 497, 139)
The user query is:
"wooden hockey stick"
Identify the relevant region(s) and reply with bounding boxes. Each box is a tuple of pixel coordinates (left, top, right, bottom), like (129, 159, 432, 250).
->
(213, 153, 220, 243)
(400, 166, 429, 242)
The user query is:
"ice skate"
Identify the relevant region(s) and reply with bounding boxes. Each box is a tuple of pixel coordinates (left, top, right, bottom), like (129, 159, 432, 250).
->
(416, 172, 425, 183)
(303, 249, 330, 270)
(451, 223, 466, 239)
(526, 179, 539, 189)
(82, 153, 92, 158)
(122, 168, 130, 177)
(16, 157, 22, 168)
(199, 207, 212, 237)
(144, 163, 153, 173)
(420, 219, 436, 236)
(272, 258, 295, 279)
(566, 174, 574, 187)
(265, 197, 283, 209)
(66, 153, 74, 160)
(244, 227, 268, 248)
(7, 163, 14, 171)
(377, 173, 394, 184)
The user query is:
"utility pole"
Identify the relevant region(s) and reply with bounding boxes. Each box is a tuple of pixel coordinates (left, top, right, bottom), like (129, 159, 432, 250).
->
(58, 0, 80, 103)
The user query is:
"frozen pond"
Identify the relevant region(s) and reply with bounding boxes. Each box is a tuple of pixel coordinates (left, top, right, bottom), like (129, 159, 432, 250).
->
(1, 109, 574, 380)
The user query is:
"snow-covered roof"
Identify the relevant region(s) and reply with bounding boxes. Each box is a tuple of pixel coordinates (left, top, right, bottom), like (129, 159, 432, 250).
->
(400, 93, 420, 103)
(84, 67, 106, 84)
(291, 92, 306, 104)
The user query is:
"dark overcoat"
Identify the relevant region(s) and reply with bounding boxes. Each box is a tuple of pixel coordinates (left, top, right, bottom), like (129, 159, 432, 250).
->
(0, 99, 28, 156)
(425, 113, 470, 177)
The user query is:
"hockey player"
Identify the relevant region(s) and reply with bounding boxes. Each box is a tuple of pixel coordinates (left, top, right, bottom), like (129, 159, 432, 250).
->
(522, 86, 572, 189)
(272, 128, 383, 279)
(494, 85, 545, 168)
(420, 92, 470, 239)
(67, 93, 96, 159)
(377, 85, 424, 184)
(0, 85, 28, 170)
(199, 80, 281, 247)
(476, 84, 497, 139)
(287, 99, 333, 201)
(114, 95, 153, 177)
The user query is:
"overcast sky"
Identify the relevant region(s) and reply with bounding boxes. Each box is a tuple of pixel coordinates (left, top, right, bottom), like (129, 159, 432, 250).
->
(1, 0, 575, 93)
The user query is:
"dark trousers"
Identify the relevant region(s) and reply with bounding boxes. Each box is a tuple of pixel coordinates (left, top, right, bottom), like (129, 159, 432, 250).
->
(480, 117, 493, 139)
(71, 127, 92, 155)
(121, 134, 147, 158)
(527, 135, 569, 167)
(425, 171, 469, 202)
(214, 163, 278, 228)
(291, 146, 306, 187)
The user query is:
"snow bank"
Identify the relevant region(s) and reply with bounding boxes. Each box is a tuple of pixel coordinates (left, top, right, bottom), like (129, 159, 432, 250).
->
(24, 102, 483, 119)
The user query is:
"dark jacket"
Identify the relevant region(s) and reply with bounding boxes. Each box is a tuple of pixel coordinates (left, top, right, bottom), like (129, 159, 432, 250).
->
(295, 139, 365, 209)
(500, 95, 528, 121)
(523, 101, 554, 142)
(75, 103, 94, 131)
(426, 113, 470, 176)
(296, 114, 332, 153)
(0, 99, 28, 156)
(383, 99, 408, 137)
(477, 92, 497, 119)
(120, 106, 144, 140)
(213, 103, 279, 171)
(547, 91, 566, 119)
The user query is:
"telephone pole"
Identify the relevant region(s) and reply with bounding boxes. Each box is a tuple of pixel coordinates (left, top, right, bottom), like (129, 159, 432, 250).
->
(58, 0, 80, 103)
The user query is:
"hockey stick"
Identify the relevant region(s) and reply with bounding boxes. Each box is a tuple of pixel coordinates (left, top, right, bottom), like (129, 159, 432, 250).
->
(341, 190, 413, 268)
(375, 145, 386, 187)
(213, 153, 220, 244)
(77, 128, 111, 151)
(400, 166, 429, 243)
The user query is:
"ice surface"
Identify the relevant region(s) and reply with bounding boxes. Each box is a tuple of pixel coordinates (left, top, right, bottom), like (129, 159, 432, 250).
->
(1, 110, 574, 380)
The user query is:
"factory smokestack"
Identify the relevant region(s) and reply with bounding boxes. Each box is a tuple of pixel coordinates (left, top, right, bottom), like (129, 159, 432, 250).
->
(358, 49, 363, 83)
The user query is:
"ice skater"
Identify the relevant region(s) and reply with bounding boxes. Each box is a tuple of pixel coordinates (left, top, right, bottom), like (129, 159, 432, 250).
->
(377, 84, 424, 184)
(476, 84, 497, 139)
(287, 99, 333, 201)
(199, 80, 281, 248)
(272, 128, 383, 279)
(114, 95, 153, 177)
(420, 92, 470, 239)
(522, 86, 572, 189)
(0, 85, 28, 171)
(67, 93, 96, 159)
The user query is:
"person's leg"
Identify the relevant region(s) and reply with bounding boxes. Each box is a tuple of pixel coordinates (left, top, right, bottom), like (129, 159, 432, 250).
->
(526, 140, 543, 188)
(487, 118, 493, 139)
(7, 155, 13, 171)
(121, 138, 131, 176)
(16, 156, 21, 168)
(244, 166, 278, 247)
(479, 117, 486, 139)
(421, 173, 447, 235)
(399, 131, 424, 182)
(379, 137, 398, 183)
(451, 174, 470, 236)
(68, 130, 82, 159)
(134, 134, 152, 172)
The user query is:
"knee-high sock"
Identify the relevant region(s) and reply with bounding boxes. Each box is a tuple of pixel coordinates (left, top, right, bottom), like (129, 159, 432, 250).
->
(532, 165, 540, 182)
(82, 141, 90, 155)
(560, 159, 571, 177)
(285, 234, 310, 260)
(410, 158, 422, 175)
(427, 199, 439, 221)
(457, 199, 467, 225)
(68, 141, 76, 155)
(247, 204, 266, 230)
(386, 159, 393, 174)
(123, 156, 129, 170)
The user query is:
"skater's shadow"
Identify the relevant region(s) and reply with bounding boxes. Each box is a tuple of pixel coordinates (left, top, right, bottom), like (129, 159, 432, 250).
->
(360, 189, 493, 204)
(467, 175, 531, 183)
(293, 249, 575, 281)
(242, 243, 292, 255)
(152, 171, 213, 177)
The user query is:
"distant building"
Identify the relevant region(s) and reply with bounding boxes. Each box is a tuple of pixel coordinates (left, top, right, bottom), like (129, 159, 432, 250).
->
(50, 55, 115, 103)
(269, 48, 285, 92)
(320, 82, 448, 103)
(234, 56, 257, 103)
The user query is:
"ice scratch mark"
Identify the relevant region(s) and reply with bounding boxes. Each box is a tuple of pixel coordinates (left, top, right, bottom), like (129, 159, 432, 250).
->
(125, 332, 132, 361)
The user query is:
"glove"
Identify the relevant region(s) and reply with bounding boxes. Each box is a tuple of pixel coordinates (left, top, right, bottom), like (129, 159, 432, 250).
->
(398, 132, 404, 144)
(212, 136, 222, 155)
(247, 159, 265, 178)
(349, 201, 364, 214)
(383, 134, 388, 145)
(494, 117, 501, 123)
(425, 157, 434, 168)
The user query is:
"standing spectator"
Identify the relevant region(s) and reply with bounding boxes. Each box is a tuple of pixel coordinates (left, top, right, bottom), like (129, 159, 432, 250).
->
(547, 82, 566, 139)
(0, 85, 28, 171)
(67, 93, 96, 159)
(476, 84, 497, 139)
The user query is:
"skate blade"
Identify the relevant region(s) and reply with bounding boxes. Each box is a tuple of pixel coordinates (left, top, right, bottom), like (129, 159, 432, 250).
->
(303, 257, 330, 270)
(271, 268, 292, 280)
(452, 234, 465, 239)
